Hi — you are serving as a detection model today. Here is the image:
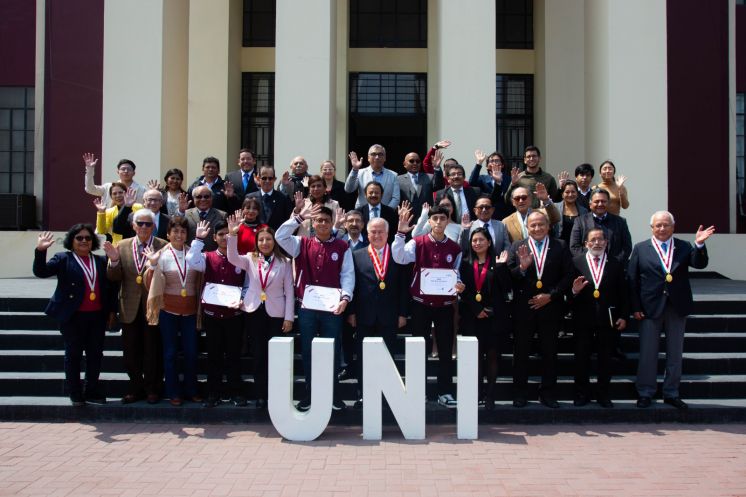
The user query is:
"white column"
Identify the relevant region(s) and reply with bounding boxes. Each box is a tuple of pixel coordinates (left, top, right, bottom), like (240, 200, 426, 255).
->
(275, 0, 336, 170)
(456, 336, 478, 440)
(430, 0, 495, 163)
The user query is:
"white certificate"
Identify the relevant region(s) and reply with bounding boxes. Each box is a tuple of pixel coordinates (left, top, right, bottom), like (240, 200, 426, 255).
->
(301, 285, 342, 312)
(201, 283, 242, 307)
(420, 268, 458, 296)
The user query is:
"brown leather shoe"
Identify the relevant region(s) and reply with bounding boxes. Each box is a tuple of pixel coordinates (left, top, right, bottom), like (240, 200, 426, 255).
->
(190, 395, 203, 403)
(146, 394, 159, 404)
(121, 394, 139, 404)
(169, 397, 183, 407)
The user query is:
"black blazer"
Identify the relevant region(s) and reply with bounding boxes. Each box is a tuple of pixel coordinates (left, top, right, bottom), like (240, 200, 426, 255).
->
(327, 179, 356, 212)
(246, 189, 293, 231)
(458, 256, 512, 331)
(434, 186, 482, 221)
(508, 237, 573, 321)
(225, 169, 259, 198)
(351, 246, 410, 328)
(569, 212, 632, 266)
(113, 206, 170, 240)
(33, 250, 116, 323)
(628, 238, 708, 320)
(186, 176, 242, 213)
(398, 172, 434, 220)
(570, 254, 629, 330)
(360, 203, 398, 244)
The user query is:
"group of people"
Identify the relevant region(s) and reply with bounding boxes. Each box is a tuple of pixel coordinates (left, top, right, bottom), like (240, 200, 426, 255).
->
(33, 142, 715, 412)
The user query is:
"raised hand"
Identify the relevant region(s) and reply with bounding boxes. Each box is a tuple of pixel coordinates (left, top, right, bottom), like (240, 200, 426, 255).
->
(572, 275, 589, 295)
(461, 212, 472, 230)
(102, 241, 119, 262)
(517, 243, 533, 271)
(435, 139, 452, 149)
(534, 182, 549, 202)
(146, 179, 161, 190)
(398, 200, 411, 214)
(82, 152, 98, 169)
(615, 174, 628, 188)
(419, 202, 430, 215)
(474, 149, 487, 165)
(124, 187, 137, 207)
(224, 180, 235, 198)
(143, 245, 161, 266)
(93, 198, 106, 213)
(348, 151, 363, 171)
(227, 213, 241, 235)
(281, 170, 291, 185)
(695, 225, 716, 245)
(300, 202, 321, 220)
(433, 150, 444, 169)
(397, 206, 414, 233)
(178, 192, 189, 212)
(558, 170, 570, 188)
(334, 208, 346, 230)
(293, 191, 305, 213)
(490, 166, 503, 185)
(195, 220, 211, 240)
(511, 166, 521, 184)
(36, 232, 55, 251)
(496, 250, 508, 264)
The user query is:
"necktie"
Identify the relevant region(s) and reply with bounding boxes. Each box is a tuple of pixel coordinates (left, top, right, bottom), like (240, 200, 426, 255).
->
(594, 256, 600, 265)
(412, 174, 418, 185)
(243, 171, 250, 192)
(661, 242, 667, 252)
(536, 240, 543, 252)
(199, 211, 207, 221)
(262, 194, 272, 223)
(453, 190, 462, 218)
(372, 206, 379, 219)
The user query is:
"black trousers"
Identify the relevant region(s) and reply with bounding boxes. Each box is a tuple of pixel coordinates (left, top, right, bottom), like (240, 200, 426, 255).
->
(121, 304, 163, 397)
(59, 310, 106, 396)
(410, 301, 454, 396)
(513, 310, 559, 399)
(574, 325, 614, 397)
(245, 304, 284, 400)
(203, 313, 244, 397)
(354, 321, 397, 397)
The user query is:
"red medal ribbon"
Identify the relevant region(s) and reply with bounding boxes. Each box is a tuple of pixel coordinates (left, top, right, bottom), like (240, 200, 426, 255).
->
(527, 237, 549, 282)
(368, 244, 390, 284)
(72, 253, 97, 294)
(132, 236, 152, 276)
(257, 255, 275, 293)
(651, 237, 674, 276)
(473, 260, 489, 295)
(168, 245, 187, 289)
(585, 251, 606, 291)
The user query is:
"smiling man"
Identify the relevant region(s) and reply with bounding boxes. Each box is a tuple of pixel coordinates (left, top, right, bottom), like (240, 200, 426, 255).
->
(345, 144, 401, 209)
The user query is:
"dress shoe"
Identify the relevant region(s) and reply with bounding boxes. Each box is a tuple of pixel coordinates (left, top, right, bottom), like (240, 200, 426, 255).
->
(597, 397, 614, 409)
(296, 398, 311, 411)
(202, 396, 220, 408)
(169, 397, 183, 407)
(353, 398, 363, 409)
(84, 392, 106, 405)
(513, 397, 527, 408)
(121, 394, 140, 405)
(664, 397, 688, 410)
(636, 396, 652, 408)
(332, 399, 346, 411)
(146, 394, 159, 404)
(540, 396, 560, 409)
(70, 393, 86, 407)
(190, 395, 203, 403)
(254, 398, 267, 409)
(573, 394, 590, 407)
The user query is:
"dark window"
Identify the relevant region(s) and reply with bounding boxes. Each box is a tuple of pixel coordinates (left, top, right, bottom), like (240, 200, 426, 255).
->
(349, 0, 427, 48)
(243, 0, 276, 47)
(496, 0, 533, 49)
(350, 73, 426, 115)
(0, 87, 34, 194)
(737, 93, 745, 232)
(241, 73, 275, 167)
(496, 74, 533, 169)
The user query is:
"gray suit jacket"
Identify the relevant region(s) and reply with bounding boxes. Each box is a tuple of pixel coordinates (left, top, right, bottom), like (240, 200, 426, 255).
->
(398, 172, 434, 219)
(184, 208, 226, 251)
(345, 166, 400, 209)
(459, 219, 511, 255)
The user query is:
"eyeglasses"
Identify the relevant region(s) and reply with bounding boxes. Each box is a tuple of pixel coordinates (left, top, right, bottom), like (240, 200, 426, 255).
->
(74, 235, 93, 242)
(476, 205, 493, 211)
(407, 159, 421, 163)
(369, 152, 385, 157)
(193, 195, 211, 200)
(487, 158, 502, 163)
(135, 221, 154, 227)
(117, 167, 134, 172)
(524, 154, 539, 160)
(260, 176, 275, 181)
(144, 197, 162, 203)
(512, 195, 529, 201)
(448, 173, 464, 178)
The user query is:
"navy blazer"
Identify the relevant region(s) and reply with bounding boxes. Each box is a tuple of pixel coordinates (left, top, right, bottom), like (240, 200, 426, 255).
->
(628, 238, 708, 319)
(351, 246, 410, 328)
(33, 250, 116, 323)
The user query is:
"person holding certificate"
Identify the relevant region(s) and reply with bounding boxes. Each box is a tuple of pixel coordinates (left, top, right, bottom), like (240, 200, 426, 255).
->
(569, 228, 628, 408)
(226, 218, 294, 409)
(186, 219, 247, 408)
(392, 204, 464, 408)
(275, 204, 354, 412)
(458, 228, 511, 410)
(143, 217, 205, 406)
(508, 211, 572, 409)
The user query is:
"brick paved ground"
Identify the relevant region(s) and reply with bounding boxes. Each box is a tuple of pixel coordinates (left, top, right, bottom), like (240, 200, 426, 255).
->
(1, 422, 746, 497)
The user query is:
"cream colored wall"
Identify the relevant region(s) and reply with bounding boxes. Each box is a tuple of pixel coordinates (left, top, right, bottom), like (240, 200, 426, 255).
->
(495, 50, 535, 74)
(160, 0, 189, 174)
(241, 48, 275, 72)
(33, 0, 45, 226)
(348, 49, 428, 72)
(334, 0, 349, 181)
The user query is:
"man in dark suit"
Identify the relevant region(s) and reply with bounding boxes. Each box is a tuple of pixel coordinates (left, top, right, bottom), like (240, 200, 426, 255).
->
(349, 217, 409, 406)
(459, 195, 511, 255)
(360, 181, 398, 244)
(113, 188, 170, 240)
(398, 152, 434, 220)
(245, 165, 293, 231)
(469, 150, 513, 219)
(508, 211, 573, 408)
(569, 188, 632, 265)
(569, 227, 628, 408)
(186, 156, 241, 213)
(177, 185, 226, 251)
(629, 211, 714, 410)
(224, 148, 259, 199)
(435, 164, 481, 221)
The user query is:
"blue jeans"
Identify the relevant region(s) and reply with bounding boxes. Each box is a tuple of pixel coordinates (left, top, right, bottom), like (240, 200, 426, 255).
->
(159, 311, 198, 399)
(297, 307, 342, 399)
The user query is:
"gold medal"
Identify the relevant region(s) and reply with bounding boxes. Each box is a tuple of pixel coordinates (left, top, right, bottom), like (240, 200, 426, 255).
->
(136, 275, 143, 285)
(180, 288, 187, 297)
(89, 292, 96, 301)
(666, 273, 673, 283)
(593, 289, 600, 299)
(536, 280, 543, 289)
(379, 281, 386, 290)
(260, 292, 267, 302)
(475, 293, 482, 302)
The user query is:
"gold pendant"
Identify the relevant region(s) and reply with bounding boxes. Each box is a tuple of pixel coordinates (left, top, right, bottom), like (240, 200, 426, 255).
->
(666, 273, 673, 283)
(89, 292, 96, 301)
(593, 289, 600, 299)
(136, 275, 143, 285)
(536, 280, 543, 289)
(475, 293, 482, 302)
(379, 281, 386, 290)
(260, 292, 267, 302)
(180, 288, 187, 297)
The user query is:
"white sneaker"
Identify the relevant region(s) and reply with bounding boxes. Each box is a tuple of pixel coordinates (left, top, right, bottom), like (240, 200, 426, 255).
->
(438, 394, 457, 408)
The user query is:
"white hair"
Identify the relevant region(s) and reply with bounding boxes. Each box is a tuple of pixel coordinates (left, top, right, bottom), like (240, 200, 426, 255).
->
(650, 210, 675, 226)
(367, 217, 389, 232)
(133, 209, 156, 223)
(368, 144, 386, 156)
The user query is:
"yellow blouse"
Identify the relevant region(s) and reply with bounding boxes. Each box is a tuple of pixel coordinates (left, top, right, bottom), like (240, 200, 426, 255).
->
(96, 204, 143, 245)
